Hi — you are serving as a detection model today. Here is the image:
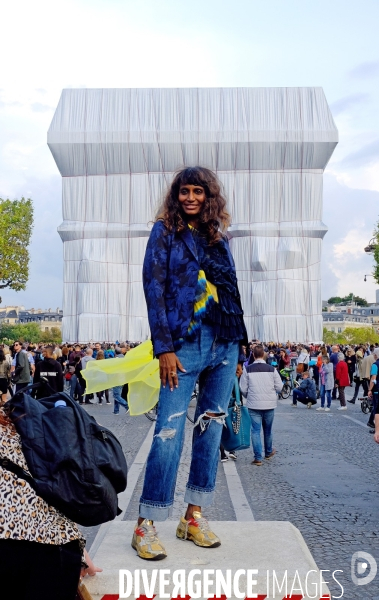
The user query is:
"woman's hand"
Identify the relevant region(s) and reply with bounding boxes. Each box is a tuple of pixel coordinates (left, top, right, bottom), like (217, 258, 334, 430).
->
(81, 549, 103, 578)
(159, 352, 186, 391)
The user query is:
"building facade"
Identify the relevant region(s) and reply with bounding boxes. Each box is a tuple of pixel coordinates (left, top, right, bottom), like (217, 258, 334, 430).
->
(322, 304, 379, 334)
(18, 308, 63, 333)
(0, 306, 63, 333)
(0, 306, 23, 325)
(322, 312, 373, 333)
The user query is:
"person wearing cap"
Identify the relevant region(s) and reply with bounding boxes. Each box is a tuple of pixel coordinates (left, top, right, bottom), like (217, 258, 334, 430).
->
(335, 353, 349, 410)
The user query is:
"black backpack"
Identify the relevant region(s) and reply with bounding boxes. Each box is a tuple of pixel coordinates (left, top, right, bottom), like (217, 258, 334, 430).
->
(4, 387, 128, 527)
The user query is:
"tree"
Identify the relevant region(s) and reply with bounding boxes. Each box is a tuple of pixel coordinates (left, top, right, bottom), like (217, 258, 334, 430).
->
(327, 296, 342, 305)
(0, 197, 34, 290)
(323, 328, 336, 344)
(0, 322, 41, 343)
(323, 326, 379, 346)
(342, 327, 379, 345)
(40, 327, 62, 344)
(0, 323, 18, 342)
(343, 293, 368, 307)
(327, 293, 368, 307)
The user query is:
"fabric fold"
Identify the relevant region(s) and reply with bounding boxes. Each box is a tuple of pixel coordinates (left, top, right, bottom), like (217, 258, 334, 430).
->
(82, 341, 160, 415)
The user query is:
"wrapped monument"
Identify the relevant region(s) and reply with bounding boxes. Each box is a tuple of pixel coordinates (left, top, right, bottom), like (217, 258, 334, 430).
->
(48, 87, 338, 342)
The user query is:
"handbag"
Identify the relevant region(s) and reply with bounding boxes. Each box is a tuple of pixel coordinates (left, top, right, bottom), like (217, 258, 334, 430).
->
(296, 363, 304, 374)
(221, 377, 251, 451)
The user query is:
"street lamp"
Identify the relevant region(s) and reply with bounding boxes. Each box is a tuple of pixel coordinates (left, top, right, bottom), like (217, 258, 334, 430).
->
(364, 274, 374, 282)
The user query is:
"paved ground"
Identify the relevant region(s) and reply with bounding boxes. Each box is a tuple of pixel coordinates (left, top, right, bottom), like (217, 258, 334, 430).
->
(81, 384, 379, 599)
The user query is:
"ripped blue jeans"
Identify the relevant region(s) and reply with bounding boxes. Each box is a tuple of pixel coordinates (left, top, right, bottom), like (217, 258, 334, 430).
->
(139, 324, 239, 520)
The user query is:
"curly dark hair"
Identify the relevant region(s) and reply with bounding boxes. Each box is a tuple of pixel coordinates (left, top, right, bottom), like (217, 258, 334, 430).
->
(155, 167, 231, 244)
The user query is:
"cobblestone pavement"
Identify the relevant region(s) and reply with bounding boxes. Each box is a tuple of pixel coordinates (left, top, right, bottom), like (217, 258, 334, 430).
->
(237, 385, 379, 600)
(82, 385, 379, 599)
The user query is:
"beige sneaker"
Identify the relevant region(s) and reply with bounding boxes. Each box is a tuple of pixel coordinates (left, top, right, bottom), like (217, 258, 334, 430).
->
(131, 519, 167, 560)
(176, 511, 221, 547)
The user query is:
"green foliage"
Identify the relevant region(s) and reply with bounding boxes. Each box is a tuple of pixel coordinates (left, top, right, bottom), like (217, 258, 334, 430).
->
(0, 322, 42, 343)
(39, 327, 62, 344)
(327, 293, 367, 307)
(0, 197, 34, 291)
(327, 296, 342, 305)
(323, 328, 342, 345)
(323, 326, 379, 346)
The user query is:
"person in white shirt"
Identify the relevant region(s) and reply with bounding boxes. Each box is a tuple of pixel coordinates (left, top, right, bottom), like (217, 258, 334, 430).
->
(240, 344, 283, 466)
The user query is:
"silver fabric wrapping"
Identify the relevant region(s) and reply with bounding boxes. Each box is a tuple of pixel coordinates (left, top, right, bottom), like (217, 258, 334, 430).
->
(48, 87, 338, 343)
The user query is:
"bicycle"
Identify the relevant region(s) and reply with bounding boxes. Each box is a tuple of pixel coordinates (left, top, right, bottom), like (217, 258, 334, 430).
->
(144, 380, 199, 423)
(279, 367, 299, 399)
(360, 395, 373, 414)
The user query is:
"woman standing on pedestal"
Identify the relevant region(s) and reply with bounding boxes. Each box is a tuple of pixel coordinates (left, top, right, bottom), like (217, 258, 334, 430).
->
(132, 167, 247, 560)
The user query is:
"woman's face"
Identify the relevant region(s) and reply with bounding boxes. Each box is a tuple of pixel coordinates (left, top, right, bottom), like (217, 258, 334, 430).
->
(178, 184, 206, 221)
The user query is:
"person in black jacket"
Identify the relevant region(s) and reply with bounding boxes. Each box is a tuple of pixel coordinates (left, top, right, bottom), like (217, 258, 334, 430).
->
(75, 355, 94, 404)
(33, 346, 64, 398)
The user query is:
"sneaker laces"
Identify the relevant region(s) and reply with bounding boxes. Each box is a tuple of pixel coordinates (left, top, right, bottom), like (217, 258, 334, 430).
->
(185, 514, 210, 539)
(137, 521, 160, 545)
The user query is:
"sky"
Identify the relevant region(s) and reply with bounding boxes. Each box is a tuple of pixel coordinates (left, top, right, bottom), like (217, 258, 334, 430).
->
(1, 0, 379, 309)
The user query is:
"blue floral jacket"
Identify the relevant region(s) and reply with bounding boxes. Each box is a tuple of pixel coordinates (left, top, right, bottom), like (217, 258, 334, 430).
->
(142, 220, 237, 356)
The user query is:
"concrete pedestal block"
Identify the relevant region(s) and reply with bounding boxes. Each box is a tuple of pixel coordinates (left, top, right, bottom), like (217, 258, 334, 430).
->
(85, 521, 330, 599)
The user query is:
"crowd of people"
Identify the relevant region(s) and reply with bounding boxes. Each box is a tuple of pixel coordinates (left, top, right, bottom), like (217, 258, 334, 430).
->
(241, 339, 379, 420)
(1, 337, 378, 431)
(0, 340, 142, 413)
(2, 335, 377, 596)
(1, 166, 379, 597)
(218, 339, 379, 468)
(1, 337, 378, 438)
